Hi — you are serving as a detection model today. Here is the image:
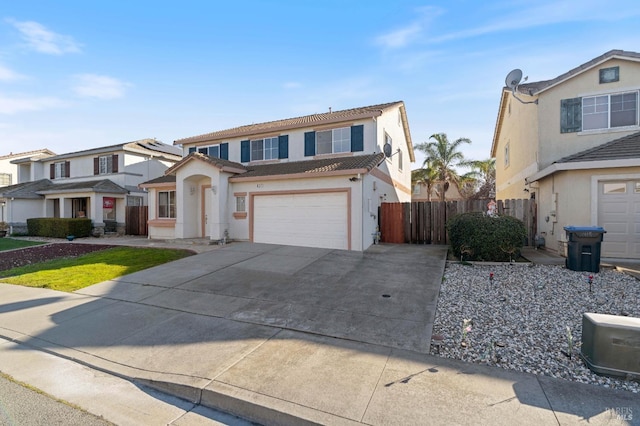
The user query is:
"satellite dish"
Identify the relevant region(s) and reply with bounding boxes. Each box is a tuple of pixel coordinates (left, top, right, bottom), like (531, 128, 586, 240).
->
(505, 69, 523, 91)
(383, 142, 392, 158)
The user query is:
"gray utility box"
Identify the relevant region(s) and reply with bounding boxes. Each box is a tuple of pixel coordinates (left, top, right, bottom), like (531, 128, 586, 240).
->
(580, 312, 640, 377)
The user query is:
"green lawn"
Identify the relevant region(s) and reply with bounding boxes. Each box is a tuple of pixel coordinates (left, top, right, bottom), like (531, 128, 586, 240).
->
(0, 246, 193, 292)
(0, 238, 45, 252)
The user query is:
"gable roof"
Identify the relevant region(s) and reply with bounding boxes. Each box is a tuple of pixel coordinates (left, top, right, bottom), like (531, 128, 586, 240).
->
(0, 178, 128, 199)
(164, 152, 247, 175)
(40, 139, 181, 162)
(1, 149, 56, 161)
(516, 50, 640, 96)
(557, 130, 640, 163)
(0, 179, 53, 199)
(526, 131, 640, 183)
(144, 152, 386, 185)
(492, 50, 640, 157)
(231, 152, 385, 181)
(174, 101, 415, 162)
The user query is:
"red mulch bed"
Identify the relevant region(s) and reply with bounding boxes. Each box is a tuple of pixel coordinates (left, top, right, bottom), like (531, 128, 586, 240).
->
(0, 243, 116, 273)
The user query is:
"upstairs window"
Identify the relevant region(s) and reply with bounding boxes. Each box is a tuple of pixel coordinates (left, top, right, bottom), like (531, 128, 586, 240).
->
(0, 173, 11, 186)
(52, 161, 70, 179)
(250, 137, 279, 161)
(94, 155, 118, 175)
(317, 127, 351, 154)
(99, 155, 113, 174)
(158, 190, 176, 218)
(562, 91, 638, 133)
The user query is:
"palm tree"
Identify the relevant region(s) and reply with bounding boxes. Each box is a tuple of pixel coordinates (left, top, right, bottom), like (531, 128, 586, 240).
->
(414, 133, 473, 201)
(467, 158, 496, 199)
(411, 163, 438, 201)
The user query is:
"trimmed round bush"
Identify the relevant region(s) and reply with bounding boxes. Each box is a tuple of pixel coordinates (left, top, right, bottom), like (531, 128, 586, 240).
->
(447, 212, 526, 262)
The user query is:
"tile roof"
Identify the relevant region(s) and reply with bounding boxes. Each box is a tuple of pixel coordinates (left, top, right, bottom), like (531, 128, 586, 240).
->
(37, 179, 128, 194)
(0, 179, 53, 199)
(0, 179, 128, 198)
(141, 175, 177, 185)
(174, 101, 405, 145)
(164, 152, 246, 176)
(557, 130, 640, 163)
(233, 153, 385, 180)
(0, 149, 56, 161)
(516, 50, 640, 95)
(43, 139, 181, 162)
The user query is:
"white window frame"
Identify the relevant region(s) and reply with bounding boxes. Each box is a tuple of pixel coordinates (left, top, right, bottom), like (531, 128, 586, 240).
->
(54, 162, 66, 179)
(98, 155, 113, 174)
(0, 173, 11, 186)
(582, 90, 638, 131)
(158, 190, 176, 218)
(236, 196, 246, 212)
(316, 127, 351, 154)
(250, 137, 278, 161)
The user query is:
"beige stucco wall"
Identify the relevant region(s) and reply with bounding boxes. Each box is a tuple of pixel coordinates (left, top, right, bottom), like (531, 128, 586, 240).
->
(495, 57, 640, 202)
(494, 91, 540, 199)
(535, 166, 640, 253)
(536, 58, 640, 168)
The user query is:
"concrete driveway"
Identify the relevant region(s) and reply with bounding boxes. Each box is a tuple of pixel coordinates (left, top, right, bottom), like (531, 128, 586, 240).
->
(77, 242, 448, 353)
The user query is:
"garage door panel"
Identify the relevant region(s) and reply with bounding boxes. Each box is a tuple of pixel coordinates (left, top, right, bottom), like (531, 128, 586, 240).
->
(253, 193, 348, 250)
(599, 180, 640, 258)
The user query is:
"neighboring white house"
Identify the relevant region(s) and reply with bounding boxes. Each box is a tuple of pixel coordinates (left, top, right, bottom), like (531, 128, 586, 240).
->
(141, 101, 415, 251)
(492, 49, 640, 258)
(0, 139, 181, 235)
(0, 149, 56, 188)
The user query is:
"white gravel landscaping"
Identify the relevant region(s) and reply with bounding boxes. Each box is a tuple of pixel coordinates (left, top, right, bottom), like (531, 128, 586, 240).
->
(432, 262, 640, 393)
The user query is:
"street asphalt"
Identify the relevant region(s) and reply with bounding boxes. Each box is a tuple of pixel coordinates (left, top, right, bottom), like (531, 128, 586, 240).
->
(0, 240, 638, 425)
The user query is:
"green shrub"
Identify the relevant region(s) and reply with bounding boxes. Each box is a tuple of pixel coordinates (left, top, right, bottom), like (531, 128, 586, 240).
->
(447, 212, 526, 262)
(27, 218, 92, 238)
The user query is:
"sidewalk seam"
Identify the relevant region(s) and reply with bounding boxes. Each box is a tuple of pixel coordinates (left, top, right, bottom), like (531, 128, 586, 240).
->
(536, 376, 561, 426)
(359, 350, 391, 423)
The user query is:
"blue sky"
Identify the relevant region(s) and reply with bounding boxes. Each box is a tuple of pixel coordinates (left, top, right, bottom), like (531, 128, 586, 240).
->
(2, 1, 640, 167)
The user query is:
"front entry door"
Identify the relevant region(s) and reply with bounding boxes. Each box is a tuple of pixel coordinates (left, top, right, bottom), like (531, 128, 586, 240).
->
(202, 186, 211, 237)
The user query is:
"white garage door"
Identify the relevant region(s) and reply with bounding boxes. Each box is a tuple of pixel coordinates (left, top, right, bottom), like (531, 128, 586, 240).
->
(253, 192, 349, 250)
(598, 180, 640, 258)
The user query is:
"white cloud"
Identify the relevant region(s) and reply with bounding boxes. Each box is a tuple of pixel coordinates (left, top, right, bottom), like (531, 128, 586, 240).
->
(430, 0, 640, 44)
(0, 64, 26, 81)
(0, 93, 66, 114)
(8, 19, 81, 55)
(72, 74, 130, 99)
(374, 6, 444, 49)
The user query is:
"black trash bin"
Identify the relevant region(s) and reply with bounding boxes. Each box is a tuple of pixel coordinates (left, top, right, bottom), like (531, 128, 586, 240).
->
(564, 226, 606, 273)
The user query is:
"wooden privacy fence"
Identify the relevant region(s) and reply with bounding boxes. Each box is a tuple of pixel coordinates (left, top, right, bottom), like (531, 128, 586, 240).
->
(125, 206, 148, 236)
(380, 199, 537, 246)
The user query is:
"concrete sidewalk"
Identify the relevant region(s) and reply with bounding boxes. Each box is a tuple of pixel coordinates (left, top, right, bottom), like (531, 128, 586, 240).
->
(0, 242, 638, 425)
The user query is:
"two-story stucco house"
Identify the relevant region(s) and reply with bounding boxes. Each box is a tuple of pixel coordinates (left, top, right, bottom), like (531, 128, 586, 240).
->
(141, 101, 414, 251)
(0, 139, 181, 235)
(492, 50, 640, 258)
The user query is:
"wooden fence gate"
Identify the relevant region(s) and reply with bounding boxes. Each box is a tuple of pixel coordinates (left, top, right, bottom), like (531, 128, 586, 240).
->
(380, 199, 536, 246)
(125, 206, 148, 236)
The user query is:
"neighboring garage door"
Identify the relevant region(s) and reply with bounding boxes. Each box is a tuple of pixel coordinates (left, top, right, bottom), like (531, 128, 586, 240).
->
(253, 192, 349, 250)
(598, 180, 640, 258)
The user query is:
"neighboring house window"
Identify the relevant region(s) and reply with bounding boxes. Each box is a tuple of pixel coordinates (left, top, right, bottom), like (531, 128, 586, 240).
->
(127, 196, 143, 206)
(0, 173, 11, 186)
(99, 155, 113, 174)
(504, 143, 510, 168)
(54, 162, 67, 179)
(251, 137, 278, 161)
(413, 184, 421, 195)
(236, 196, 246, 212)
(317, 127, 351, 154)
(398, 149, 403, 171)
(158, 191, 176, 218)
(561, 91, 638, 132)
